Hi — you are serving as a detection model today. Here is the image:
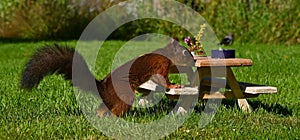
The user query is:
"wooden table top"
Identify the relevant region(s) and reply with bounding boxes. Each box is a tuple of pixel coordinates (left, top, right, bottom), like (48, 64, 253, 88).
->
(194, 56, 253, 67)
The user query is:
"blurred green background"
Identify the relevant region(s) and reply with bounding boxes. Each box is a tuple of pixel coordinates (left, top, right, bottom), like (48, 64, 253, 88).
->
(0, 0, 299, 45)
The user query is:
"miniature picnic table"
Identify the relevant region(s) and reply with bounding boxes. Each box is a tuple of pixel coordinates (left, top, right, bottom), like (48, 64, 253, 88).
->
(139, 57, 277, 112)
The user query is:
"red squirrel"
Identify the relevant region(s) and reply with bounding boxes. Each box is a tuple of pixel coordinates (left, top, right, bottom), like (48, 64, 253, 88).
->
(20, 39, 194, 117)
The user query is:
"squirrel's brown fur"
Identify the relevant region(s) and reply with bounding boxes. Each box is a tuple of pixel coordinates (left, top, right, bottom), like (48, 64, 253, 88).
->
(20, 39, 194, 117)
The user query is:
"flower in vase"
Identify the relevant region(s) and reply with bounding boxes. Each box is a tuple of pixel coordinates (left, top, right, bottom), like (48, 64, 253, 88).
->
(184, 24, 207, 56)
(184, 36, 191, 47)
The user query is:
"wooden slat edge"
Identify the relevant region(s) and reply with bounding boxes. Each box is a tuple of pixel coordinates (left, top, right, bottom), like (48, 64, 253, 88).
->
(195, 58, 253, 67)
(244, 86, 277, 94)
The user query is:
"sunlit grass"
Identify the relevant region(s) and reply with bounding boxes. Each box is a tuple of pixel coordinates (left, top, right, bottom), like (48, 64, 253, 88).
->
(0, 41, 299, 139)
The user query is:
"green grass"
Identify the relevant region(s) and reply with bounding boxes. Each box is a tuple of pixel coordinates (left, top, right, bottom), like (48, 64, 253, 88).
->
(0, 40, 299, 139)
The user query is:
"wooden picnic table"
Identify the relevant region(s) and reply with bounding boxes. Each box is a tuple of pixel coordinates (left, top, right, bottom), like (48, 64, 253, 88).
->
(139, 57, 277, 112)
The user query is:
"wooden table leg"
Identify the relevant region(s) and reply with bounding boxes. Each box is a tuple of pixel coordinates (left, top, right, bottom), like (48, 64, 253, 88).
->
(175, 95, 198, 114)
(178, 66, 253, 113)
(191, 68, 201, 87)
(226, 67, 253, 112)
(237, 99, 252, 112)
(173, 67, 202, 114)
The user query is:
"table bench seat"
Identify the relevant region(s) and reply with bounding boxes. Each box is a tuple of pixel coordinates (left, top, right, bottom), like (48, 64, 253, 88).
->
(200, 78, 277, 94)
(238, 82, 277, 94)
(138, 79, 277, 99)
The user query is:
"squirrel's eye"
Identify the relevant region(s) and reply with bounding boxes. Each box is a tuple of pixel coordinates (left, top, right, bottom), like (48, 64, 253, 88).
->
(182, 50, 189, 56)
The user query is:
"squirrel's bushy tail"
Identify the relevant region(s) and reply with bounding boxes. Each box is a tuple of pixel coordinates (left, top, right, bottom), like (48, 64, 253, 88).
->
(21, 44, 99, 93)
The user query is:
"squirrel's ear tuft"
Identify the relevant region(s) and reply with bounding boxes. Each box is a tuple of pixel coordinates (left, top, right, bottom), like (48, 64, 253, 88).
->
(169, 38, 179, 46)
(169, 38, 175, 45)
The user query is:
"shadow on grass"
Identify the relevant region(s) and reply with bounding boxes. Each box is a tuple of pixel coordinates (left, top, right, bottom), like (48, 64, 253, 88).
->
(93, 95, 293, 118)
(126, 97, 179, 119)
(249, 100, 292, 116)
(219, 99, 293, 116)
(126, 97, 293, 118)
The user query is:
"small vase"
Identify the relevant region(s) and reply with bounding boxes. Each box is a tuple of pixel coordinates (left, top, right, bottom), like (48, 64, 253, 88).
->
(211, 49, 235, 58)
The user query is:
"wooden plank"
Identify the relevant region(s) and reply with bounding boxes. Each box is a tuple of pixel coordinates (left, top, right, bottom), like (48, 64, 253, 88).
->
(238, 99, 253, 112)
(139, 80, 276, 97)
(201, 77, 228, 88)
(165, 87, 198, 96)
(165, 89, 259, 99)
(164, 87, 198, 99)
(139, 79, 277, 96)
(202, 91, 259, 99)
(244, 86, 277, 94)
(201, 78, 277, 94)
(203, 91, 232, 99)
(139, 80, 166, 92)
(195, 57, 252, 67)
(225, 68, 245, 98)
(139, 78, 276, 100)
(198, 67, 228, 77)
(225, 67, 253, 112)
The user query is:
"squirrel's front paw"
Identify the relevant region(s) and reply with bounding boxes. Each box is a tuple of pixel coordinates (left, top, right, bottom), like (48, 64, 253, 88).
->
(168, 84, 184, 89)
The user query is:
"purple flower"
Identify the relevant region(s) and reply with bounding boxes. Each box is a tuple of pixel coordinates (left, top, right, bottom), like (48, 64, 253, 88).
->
(184, 36, 191, 46)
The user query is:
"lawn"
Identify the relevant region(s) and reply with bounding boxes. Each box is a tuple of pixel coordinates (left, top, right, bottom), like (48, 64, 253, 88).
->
(0, 40, 299, 139)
